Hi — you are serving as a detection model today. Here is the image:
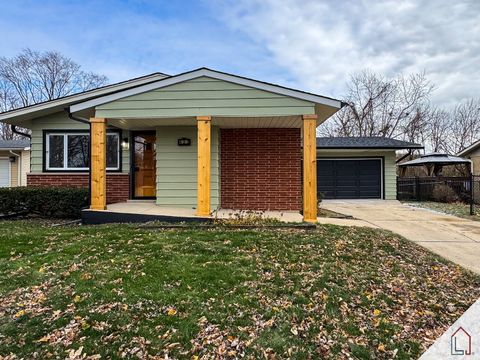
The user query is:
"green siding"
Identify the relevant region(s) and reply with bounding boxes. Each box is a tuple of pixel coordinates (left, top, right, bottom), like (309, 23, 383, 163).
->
(95, 76, 315, 118)
(29, 111, 130, 173)
(121, 131, 130, 173)
(317, 150, 397, 200)
(156, 126, 219, 208)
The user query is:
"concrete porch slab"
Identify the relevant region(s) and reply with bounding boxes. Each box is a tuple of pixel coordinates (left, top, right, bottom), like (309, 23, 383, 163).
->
(82, 202, 304, 224)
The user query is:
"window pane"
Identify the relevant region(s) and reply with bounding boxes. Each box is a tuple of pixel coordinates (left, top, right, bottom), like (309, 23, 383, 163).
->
(106, 134, 119, 169)
(67, 135, 89, 168)
(48, 135, 64, 168)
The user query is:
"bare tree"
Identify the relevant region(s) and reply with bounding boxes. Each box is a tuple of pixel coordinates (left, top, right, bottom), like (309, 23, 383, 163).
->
(319, 70, 434, 144)
(448, 99, 480, 153)
(422, 107, 451, 153)
(0, 49, 108, 139)
(0, 81, 19, 139)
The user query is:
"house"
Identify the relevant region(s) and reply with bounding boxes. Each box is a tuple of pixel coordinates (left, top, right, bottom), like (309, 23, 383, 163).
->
(457, 139, 480, 175)
(0, 139, 30, 188)
(0, 67, 421, 222)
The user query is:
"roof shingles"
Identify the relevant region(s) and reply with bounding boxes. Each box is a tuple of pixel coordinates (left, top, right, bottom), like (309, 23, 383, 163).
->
(316, 137, 423, 149)
(0, 139, 30, 149)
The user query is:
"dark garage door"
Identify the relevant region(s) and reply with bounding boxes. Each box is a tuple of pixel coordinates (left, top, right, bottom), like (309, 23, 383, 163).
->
(317, 159, 382, 199)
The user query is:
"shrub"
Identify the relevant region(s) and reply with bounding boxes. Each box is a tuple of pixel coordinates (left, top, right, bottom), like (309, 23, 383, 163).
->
(432, 184, 458, 203)
(0, 186, 89, 218)
(212, 209, 280, 225)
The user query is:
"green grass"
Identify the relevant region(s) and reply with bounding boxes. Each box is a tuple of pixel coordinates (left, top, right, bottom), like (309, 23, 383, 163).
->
(0, 220, 479, 359)
(406, 201, 480, 221)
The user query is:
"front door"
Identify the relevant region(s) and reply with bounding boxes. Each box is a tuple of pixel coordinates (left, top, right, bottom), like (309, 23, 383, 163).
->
(132, 131, 156, 198)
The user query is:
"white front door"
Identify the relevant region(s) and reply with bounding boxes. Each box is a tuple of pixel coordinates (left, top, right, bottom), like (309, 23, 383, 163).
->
(0, 159, 10, 187)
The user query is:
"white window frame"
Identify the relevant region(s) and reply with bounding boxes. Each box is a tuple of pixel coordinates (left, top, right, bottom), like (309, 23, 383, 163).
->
(45, 131, 120, 171)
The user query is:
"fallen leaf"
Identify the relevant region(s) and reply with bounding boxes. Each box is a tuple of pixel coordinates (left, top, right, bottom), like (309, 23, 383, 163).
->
(14, 310, 26, 318)
(166, 307, 177, 316)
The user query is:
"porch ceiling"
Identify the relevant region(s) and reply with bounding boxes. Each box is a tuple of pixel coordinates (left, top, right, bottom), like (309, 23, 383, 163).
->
(107, 115, 303, 130)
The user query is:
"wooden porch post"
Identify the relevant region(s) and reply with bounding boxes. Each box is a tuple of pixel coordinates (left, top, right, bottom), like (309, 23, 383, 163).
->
(303, 114, 318, 222)
(90, 118, 107, 210)
(197, 116, 211, 216)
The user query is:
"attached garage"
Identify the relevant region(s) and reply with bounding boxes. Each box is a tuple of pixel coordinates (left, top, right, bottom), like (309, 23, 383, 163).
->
(316, 137, 423, 200)
(318, 158, 382, 199)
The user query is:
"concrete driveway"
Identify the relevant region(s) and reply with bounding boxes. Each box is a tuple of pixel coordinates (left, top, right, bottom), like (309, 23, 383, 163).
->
(320, 200, 480, 274)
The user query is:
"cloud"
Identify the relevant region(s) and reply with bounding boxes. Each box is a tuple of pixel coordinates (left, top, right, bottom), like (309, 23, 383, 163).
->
(1, 0, 479, 108)
(211, 0, 480, 107)
(0, 0, 278, 84)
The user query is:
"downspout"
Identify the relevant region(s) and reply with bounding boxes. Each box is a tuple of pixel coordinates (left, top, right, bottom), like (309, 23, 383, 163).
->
(67, 110, 92, 208)
(396, 149, 413, 178)
(396, 149, 412, 164)
(11, 125, 31, 139)
(10, 126, 30, 186)
(9, 150, 21, 187)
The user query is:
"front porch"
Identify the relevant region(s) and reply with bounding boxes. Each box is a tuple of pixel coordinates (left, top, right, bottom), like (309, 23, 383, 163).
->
(87, 114, 318, 222)
(82, 200, 304, 224)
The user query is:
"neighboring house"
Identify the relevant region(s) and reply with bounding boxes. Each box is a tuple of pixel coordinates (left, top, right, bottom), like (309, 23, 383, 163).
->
(316, 137, 423, 199)
(0, 139, 30, 188)
(457, 140, 480, 175)
(0, 67, 423, 222)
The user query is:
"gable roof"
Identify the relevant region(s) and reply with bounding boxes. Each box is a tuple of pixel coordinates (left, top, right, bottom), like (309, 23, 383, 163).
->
(70, 67, 343, 113)
(0, 138, 30, 150)
(457, 139, 480, 157)
(316, 137, 423, 149)
(0, 72, 169, 124)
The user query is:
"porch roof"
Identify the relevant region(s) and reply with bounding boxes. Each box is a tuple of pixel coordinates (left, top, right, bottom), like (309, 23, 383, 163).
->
(71, 68, 343, 125)
(107, 115, 305, 130)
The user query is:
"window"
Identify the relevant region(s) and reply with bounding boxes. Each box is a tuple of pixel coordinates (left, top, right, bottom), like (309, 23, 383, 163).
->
(45, 131, 120, 171)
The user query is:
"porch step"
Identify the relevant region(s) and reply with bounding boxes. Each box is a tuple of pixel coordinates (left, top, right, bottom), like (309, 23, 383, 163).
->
(126, 199, 156, 204)
(81, 209, 211, 225)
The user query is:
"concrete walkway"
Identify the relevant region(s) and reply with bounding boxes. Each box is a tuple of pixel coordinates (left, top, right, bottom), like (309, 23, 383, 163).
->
(320, 200, 480, 274)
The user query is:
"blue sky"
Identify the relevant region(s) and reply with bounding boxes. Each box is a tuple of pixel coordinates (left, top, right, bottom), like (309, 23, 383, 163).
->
(1, 0, 479, 106)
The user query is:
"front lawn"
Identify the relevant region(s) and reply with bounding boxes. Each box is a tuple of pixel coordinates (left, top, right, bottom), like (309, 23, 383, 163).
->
(406, 201, 480, 221)
(0, 221, 479, 359)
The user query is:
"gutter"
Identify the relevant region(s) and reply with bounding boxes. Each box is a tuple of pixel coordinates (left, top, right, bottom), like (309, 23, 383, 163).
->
(11, 125, 31, 139)
(67, 111, 90, 124)
(316, 146, 424, 150)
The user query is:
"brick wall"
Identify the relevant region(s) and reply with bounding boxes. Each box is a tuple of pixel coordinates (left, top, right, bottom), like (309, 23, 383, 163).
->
(27, 173, 130, 204)
(220, 128, 302, 211)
